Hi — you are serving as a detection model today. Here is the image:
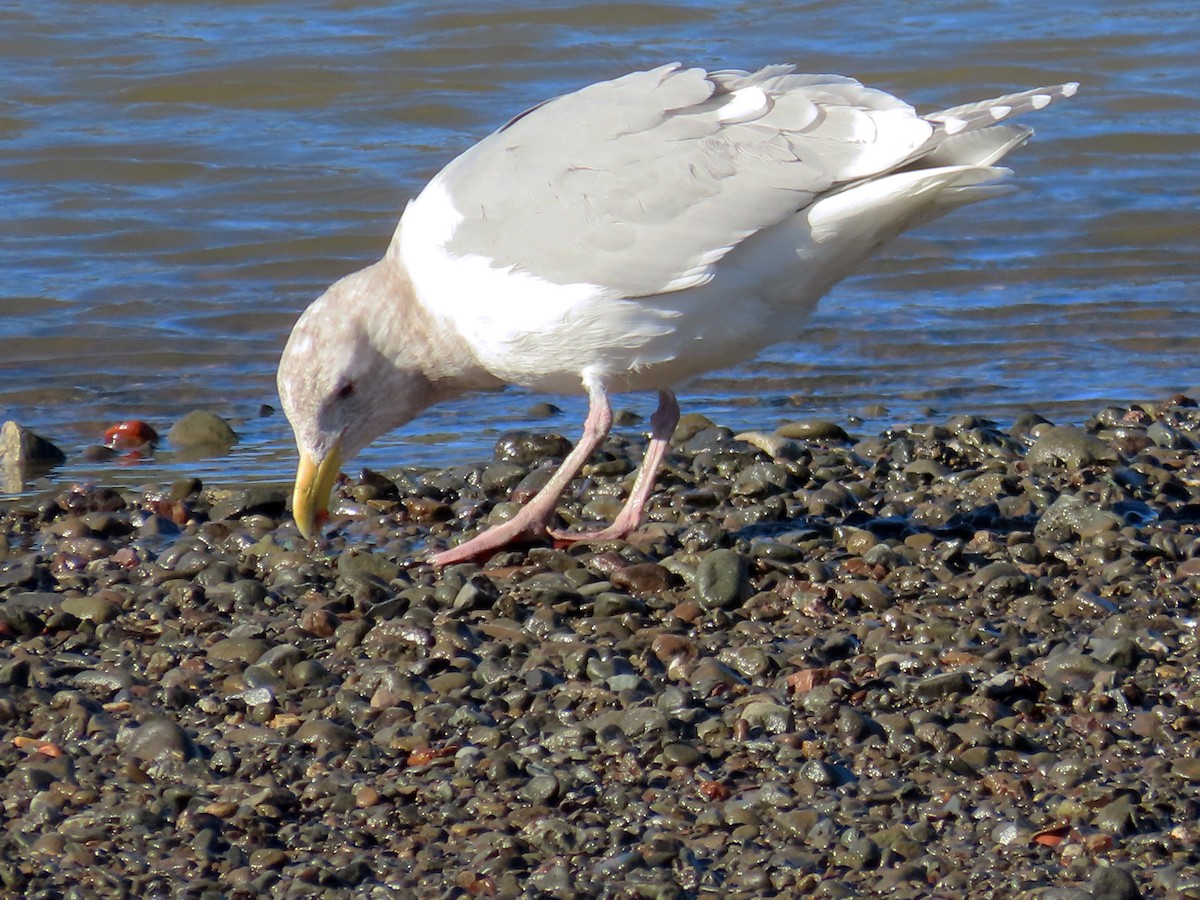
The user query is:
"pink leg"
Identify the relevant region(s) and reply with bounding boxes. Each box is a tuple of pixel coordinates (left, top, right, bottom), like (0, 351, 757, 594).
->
(429, 380, 615, 566)
(548, 390, 679, 544)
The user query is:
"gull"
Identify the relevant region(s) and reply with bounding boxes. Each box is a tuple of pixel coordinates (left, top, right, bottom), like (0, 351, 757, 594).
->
(277, 63, 1077, 565)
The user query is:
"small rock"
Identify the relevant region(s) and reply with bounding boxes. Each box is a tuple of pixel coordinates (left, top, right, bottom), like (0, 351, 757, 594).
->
(661, 742, 702, 766)
(74, 667, 134, 694)
(1, 420, 66, 486)
(61, 595, 121, 624)
(249, 848, 288, 872)
(693, 548, 748, 609)
(672, 412, 718, 443)
(295, 719, 359, 754)
(207, 487, 287, 521)
(493, 431, 571, 465)
(2, 592, 64, 635)
(480, 462, 527, 494)
(1035, 493, 1121, 539)
(1089, 865, 1142, 900)
(914, 671, 972, 700)
(732, 461, 797, 496)
(1145, 421, 1189, 450)
(1088, 637, 1139, 669)
(207, 637, 269, 665)
(831, 836, 881, 870)
(1170, 758, 1200, 781)
(119, 719, 197, 762)
(609, 562, 672, 596)
(733, 431, 804, 459)
(1093, 795, 1136, 835)
(1027, 425, 1118, 471)
(526, 401, 561, 418)
(740, 700, 793, 734)
(776, 419, 850, 441)
(167, 410, 239, 450)
(104, 420, 159, 450)
(519, 774, 561, 804)
(337, 550, 401, 584)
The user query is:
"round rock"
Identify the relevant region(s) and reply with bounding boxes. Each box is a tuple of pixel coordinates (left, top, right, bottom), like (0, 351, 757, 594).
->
(167, 410, 239, 449)
(693, 548, 747, 609)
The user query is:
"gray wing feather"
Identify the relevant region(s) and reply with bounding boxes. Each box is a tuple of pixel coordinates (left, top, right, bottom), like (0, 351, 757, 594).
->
(433, 64, 1053, 297)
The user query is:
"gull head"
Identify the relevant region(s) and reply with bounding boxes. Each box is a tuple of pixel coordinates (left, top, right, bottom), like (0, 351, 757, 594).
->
(277, 264, 441, 538)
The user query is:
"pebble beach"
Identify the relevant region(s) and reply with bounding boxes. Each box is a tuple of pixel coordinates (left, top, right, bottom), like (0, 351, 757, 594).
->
(2, 397, 1199, 898)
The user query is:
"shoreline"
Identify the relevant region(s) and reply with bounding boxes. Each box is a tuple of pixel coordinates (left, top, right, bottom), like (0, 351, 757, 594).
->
(2, 397, 1198, 896)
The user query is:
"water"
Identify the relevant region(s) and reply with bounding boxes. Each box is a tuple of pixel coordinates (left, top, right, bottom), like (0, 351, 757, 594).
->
(2, 0, 1198, 495)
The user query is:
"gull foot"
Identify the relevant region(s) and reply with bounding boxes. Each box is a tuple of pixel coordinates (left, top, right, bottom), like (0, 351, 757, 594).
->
(546, 522, 636, 544)
(428, 513, 552, 567)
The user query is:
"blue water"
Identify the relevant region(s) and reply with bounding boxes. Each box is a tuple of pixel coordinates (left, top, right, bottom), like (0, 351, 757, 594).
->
(1, 0, 1198, 493)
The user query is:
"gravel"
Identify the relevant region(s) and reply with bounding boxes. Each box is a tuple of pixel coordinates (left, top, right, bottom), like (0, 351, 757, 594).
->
(3, 396, 1200, 898)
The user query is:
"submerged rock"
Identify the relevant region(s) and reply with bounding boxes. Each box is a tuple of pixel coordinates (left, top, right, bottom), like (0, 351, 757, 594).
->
(167, 410, 239, 450)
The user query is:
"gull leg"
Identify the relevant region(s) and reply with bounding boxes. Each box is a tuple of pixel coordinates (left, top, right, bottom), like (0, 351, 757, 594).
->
(429, 380, 614, 566)
(549, 390, 679, 544)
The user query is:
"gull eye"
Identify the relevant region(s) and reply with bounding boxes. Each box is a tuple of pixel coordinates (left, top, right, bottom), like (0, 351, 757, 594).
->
(335, 380, 356, 401)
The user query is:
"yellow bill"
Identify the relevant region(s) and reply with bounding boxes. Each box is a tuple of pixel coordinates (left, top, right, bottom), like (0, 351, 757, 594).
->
(291, 441, 342, 539)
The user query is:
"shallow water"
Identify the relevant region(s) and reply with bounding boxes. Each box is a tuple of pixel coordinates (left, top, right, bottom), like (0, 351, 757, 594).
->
(2, 0, 1198, 494)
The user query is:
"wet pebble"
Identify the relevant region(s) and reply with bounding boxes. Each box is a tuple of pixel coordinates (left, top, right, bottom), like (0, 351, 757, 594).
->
(1089, 866, 1143, 900)
(776, 419, 850, 441)
(608, 561, 672, 596)
(294, 719, 358, 754)
(118, 718, 197, 762)
(207, 637, 269, 665)
(692, 547, 747, 609)
(1027, 424, 1119, 470)
(60, 594, 121, 623)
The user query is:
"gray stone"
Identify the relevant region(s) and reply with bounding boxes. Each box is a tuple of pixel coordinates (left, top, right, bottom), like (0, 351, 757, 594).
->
(167, 410, 238, 449)
(119, 719, 197, 762)
(1, 421, 65, 490)
(1093, 795, 1136, 835)
(61, 595, 121, 624)
(207, 487, 287, 521)
(1089, 865, 1142, 900)
(1027, 425, 1117, 471)
(693, 548, 748, 609)
(295, 719, 359, 754)
(831, 836, 881, 870)
(914, 671, 972, 700)
(1035, 493, 1121, 539)
(740, 699, 793, 734)
(776, 419, 850, 441)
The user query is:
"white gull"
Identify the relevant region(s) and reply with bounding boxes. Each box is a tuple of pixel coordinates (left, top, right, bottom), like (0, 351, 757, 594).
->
(276, 63, 1078, 565)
